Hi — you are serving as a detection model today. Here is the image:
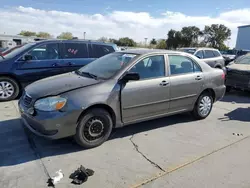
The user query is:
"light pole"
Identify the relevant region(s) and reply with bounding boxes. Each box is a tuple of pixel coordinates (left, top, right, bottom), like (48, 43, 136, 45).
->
(144, 38, 148, 47)
(83, 32, 86, 40)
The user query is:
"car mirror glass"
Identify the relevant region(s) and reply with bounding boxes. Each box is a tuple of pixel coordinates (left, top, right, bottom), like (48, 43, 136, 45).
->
(122, 72, 140, 82)
(24, 54, 33, 61)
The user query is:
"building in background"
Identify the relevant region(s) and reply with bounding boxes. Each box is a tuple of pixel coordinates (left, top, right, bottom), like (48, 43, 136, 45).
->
(0, 34, 45, 49)
(235, 25, 250, 50)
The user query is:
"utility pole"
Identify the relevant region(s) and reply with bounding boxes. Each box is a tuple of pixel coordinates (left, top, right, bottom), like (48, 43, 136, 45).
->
(83, 32, 86, 40)
(144, 38, 148, 47)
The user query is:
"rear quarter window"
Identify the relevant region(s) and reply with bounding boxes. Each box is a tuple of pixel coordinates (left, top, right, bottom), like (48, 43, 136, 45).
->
(91, 44, 115, 58)
(212, 50, 221, 57)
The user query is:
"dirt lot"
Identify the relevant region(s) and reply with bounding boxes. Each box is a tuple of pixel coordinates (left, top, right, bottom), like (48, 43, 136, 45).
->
(1, 91, 250, 188)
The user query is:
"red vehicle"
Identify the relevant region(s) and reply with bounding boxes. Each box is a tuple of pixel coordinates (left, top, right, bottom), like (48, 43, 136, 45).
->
(0, 45, 23, 56)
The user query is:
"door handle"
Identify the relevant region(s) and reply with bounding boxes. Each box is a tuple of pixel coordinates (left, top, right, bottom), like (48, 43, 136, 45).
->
(52, 63, 58, 67)
(68, 62, 75, 66)
(159, 80, 169, 86)
(195, 75, 202, 80)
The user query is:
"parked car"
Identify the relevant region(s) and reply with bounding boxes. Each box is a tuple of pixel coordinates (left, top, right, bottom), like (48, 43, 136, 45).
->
(225, 53, 250, 92)
(0, 40, 118, 101)
(220, 50, 237, 65)
(178, 47, 225, 69)
(0, 45, 23, 56)
(18, 49, 226, 148)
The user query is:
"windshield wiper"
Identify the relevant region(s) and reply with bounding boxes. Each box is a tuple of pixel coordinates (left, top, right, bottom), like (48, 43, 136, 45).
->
(76, 70, 98, 80)
(0, 54, 5, 59)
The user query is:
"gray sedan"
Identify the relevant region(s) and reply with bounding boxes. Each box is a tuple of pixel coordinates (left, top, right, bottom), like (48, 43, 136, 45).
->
(18, 50, 226, 148)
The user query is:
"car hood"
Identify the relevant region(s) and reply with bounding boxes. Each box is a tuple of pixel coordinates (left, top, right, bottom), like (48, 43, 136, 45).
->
(25, 72, 101, 99)
(223, 54, 235, 59)
(227, 63, 250, 71)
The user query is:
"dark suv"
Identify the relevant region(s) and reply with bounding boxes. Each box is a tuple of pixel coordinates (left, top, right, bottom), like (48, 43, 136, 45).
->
(0, 40, 118, 101)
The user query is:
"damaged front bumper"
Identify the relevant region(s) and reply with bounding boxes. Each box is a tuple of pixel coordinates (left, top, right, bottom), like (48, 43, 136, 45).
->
(18, 100, 77, 139)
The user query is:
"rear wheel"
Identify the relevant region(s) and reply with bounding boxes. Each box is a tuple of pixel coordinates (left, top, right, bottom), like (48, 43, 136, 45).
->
(192, 92, 213, 120)
(0, 77, 19, 102)
(74, 108, 113, 148)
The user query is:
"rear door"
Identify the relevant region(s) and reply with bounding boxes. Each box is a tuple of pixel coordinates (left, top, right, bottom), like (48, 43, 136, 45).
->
(16, 42, 65, 85)
(203, 50, 218, 67)
(168, 54, 204, 112)
(61, 42, 92, 72)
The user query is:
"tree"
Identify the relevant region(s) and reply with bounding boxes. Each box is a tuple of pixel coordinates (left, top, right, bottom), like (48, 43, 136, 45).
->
(19, 30, 36, 37)
(202, 24, 231, 50)
(36, 32, 52, 38)
(109, 38, 118, 44)
(150, 38, 157, 45)
(166, 29, 180, 49)
(181, 26, 201, 47)
(116, 37, 136, 47)
(98, 37, 109, 42)
(57, 32, 73, 39)
(156, 39, 167, 49)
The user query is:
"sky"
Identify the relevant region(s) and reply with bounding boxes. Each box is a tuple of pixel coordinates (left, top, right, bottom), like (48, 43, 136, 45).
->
(1, 0, 250, 47)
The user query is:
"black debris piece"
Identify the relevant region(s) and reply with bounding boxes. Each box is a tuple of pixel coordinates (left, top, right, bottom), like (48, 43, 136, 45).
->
(70, 165, 94, 185)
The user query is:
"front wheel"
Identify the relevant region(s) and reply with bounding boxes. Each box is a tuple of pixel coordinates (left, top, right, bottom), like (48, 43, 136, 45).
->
(192, 92, 213, 120)
(0, 77, 20, 102)
(74, 108, 113, 148)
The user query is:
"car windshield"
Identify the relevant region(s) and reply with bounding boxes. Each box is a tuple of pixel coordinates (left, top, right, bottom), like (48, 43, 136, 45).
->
(77, 52, 138, 79)
(235, 54, 250, 64)
(178, 48, 196, 54)
(3, 43, 36, 59)
(221, 50, 236, 55)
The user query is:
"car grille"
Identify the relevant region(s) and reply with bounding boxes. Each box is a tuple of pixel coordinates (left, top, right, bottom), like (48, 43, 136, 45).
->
(23, 93, 33, 107)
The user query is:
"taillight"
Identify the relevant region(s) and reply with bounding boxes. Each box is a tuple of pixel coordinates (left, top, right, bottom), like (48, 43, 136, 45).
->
(222, 72, 225, 79)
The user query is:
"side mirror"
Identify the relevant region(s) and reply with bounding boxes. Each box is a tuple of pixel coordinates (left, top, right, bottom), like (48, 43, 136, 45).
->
(195, 55, 202, 59)
(122, 72, 140, 82)
(24, 54, 33, 61)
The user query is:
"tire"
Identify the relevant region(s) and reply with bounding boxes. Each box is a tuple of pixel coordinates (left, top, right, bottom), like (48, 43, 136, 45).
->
(74, 108, 113, 148)
(0, 77, 20, 102)
(226, 86, 231, 92)
(192, 92, 213, 120)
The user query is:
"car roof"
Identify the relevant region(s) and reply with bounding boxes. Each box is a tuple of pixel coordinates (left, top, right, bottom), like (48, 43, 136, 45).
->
(34, 39, 116, 46)
(179, 47, 218, 51)
(122, 49, 181, 55)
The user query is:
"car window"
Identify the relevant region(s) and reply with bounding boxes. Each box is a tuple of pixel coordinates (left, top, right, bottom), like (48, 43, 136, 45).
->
(235, 54, 250, 64)
(91, 44, 115, 58)
(204, 50, 215, 58)
(129, 55, 165, 80)
(64, 43, 88, 59)
(195, 50, 203, 59)
(213, 50, 221, 57)
(27, 43, 59, 60)
(169, 55, 201, 75)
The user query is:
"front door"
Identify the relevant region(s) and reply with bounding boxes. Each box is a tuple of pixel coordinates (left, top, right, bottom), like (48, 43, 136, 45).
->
(16, 43, 65, 86)
(121, 55, 170, 123)
(168, 55, 204, 111)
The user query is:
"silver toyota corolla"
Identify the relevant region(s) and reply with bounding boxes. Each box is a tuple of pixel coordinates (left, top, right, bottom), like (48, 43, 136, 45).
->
(19, 50, 226, 148)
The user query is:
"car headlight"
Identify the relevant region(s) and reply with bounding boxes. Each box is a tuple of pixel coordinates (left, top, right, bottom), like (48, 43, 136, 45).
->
(34, 96, 67, 111)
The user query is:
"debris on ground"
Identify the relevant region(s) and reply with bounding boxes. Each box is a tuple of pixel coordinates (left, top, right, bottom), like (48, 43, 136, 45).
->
(47, 169, 64, 187)
(69, 165, 94, 185)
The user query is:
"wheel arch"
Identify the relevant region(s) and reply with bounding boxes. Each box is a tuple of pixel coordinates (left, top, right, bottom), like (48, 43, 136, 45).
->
(77, 103, 117, 128)
(199, 88, 216, 102)
(0, 73, 22, 90)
